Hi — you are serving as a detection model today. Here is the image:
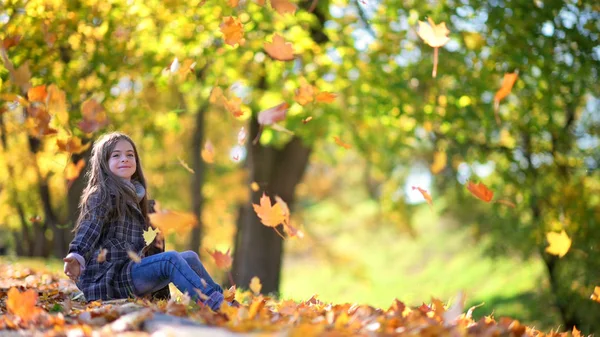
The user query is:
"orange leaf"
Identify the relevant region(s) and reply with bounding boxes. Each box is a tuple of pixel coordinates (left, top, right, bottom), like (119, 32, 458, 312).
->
(209, 86, 224, 104)
(412, 186, 433, 208)
(201, 140, 215, 163)
(57, 136, 90, 155)
(227, 0, 239, 7)
(79, 98, 108, 133)
(255, 0, 265, 5)
(2, 35, 22, 50)
(27, 85, 48, 103)
(271, 0, 297, 15)
(258, 102, 289, 125)
(47, 84, 68, 124)
(494, 72, 518, 118)
(466, 181, 494, 202)
(65, 159, 86, 182)
(264, 34, 294, 61)
(333, 136, 351, 149)
(315, 92, 337, 103)
(591, 286, 600, 303)
(220, 16, 244, 47)
(7, 287, 42, 322)
(149, 209, 198, 235)
(223, 95, 244, 118)
(223, 286, 237, 302)
(252, 193, 285, 228)
(294, 84, 315, 106)
(208, 248, 233, 270)
(417, 18, 450, 48)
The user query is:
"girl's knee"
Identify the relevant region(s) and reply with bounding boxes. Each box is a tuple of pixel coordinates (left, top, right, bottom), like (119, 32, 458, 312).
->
(162, 251, 181, 263)
(180, 250, 199, 260)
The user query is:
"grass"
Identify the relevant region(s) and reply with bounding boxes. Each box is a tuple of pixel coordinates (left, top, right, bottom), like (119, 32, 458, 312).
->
(280, 199, 562, 331)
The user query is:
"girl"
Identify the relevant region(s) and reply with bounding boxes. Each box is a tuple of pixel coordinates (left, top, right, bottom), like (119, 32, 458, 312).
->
(63, 132, 229, 311)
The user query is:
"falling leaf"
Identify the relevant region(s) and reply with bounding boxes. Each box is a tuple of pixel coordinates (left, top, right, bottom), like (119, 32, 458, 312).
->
(302, 116, 313, 124)
(27, 85, 48, 103)
(275, 195, 290, 227)
(591, 286, 600, 303)
(249, 277, 262, 295)
(430, 151, 447, 174)
(271, 0, 297, 15)
(201, 140, 215, 163)
(417, 18, 450, 78)
(333, 136, 351, 149)
(412, 186, 433, 208)
(294, 84, 315, 106)
(78, 98, 108, 133)
(57, 136, 91, 155)
(250, 182, 260, 192)
(208, 248, 233, 270)
(143, 227, 160, 246)
(127, 250, 141, 263)
(253, 193, 286, 229)
(494, 72, 518, 124)
(227, 0, 239, 7)
(258, 102, 289, 125)
(7, 287, 42, 322)
(47, 84, 68, 124)
(149, 209, 198, 235)
(315, 92, 337, 103)
(177, 156, 195, 174)
(545, 230, 571, 258)
(466, 181, 494, 203)
(237, 127, 247, 145)
(65, 159, 86, 183)
(264, 34, 294, 61)
(97, 248, 108, 263)
(283, 222, 304, 239)
(25, 106, 56, 138)
(223, 95, 244, 118)
(495, 199, 516, 208)
(220, 16, 244, 47)
(209, 86, 224, 104)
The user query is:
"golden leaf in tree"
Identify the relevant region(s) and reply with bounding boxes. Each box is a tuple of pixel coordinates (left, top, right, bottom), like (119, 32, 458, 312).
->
(143, 226, 160, 246)
(128, 250, 141, 263)
(412, 186, 433, 208)
(97, 248, 108, 263)
(7, 287, 42, 322)
(220, 16, 244, 47)
(65, 159, 86, 182)
(294, 83, 315, 106)
(333, 136, 351, 149)
(2, 35, 22, 49)
(47, 84, 68, 124)
(545, 230, 571, 258)
(494, 72, 518, 124)
(466, 181, 494, 203)
(207, 248, 233, 270)
(201, 140, 215, 163)
(258, 102, 289, 125)
(264, 34, 294, 61)
(430, 151, 447, 174)
(13, 61, 32, 89)
(27, 85, 48, 103)
(252, 193, 285, 228)
(249, 276, 262, 295)
(79, 98, 108, 133)
(271, 0, 296, 15)
(315, 92, 337, 103)
(149, 209, 198, 235)
(591, 286, 600, 303)
(57, 136, 90, 154)
(26, 106, 57, 138)
(417, 18, 450, 78)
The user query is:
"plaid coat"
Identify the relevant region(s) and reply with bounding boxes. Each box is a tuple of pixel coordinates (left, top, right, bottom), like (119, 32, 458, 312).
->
(69, 193, 167, 302)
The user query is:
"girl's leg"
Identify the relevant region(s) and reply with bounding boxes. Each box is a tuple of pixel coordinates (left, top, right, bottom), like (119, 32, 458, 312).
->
(179, 250, 223, 294)
(131, 251, 224, 310)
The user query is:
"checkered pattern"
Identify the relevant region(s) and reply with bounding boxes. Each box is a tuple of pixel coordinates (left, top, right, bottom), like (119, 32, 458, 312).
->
(69, 193, 147, 301)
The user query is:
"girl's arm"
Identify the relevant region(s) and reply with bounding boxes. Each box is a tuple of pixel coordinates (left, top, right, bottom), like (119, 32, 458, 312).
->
(68, 193, 109, 270)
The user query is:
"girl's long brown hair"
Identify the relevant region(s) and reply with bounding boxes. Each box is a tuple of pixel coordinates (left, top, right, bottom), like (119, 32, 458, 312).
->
(73, 132, 149, 233)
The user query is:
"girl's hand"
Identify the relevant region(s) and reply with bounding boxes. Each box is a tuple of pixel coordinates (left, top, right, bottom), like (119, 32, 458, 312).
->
(63, 256, 81, 281)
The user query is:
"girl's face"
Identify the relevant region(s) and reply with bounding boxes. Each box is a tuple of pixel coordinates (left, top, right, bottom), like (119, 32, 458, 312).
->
(108, 139, 137, 181)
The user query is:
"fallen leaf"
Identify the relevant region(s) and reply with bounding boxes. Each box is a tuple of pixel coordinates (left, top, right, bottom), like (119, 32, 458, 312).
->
(466, 181, 494, 203)
(545, 230, 571, 258)
(201, 140, 215, 163)
(264, 34, 294, 61)
(258, 102, 289, 125)
(591, 286, 600, 303)
(7, 287, 43, 322)
(412, 186, 433, 208)
(430, 151, 447, 174)
(249, 276, 262, 295)
(223, 286, 237, 302)
(333, 136, 351, 149)
(142, 227, 160, 246)
(207, 248, 233, 270)
(271, 0, 297, 15)
(220, 16, 244, 47)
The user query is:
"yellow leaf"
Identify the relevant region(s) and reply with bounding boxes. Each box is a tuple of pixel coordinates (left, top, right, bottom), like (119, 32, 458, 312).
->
(149, 209, 198, 235)
(591, 286, 600, 303)
(47, 84, 68, 124)
(201, 140, 215, 163)
(128, 250, 141, 263)
(430, 151, 447, 174)
(220, 16, 244, 47)
(252, 193, 285, 228)
(7, 287, 42, 322)
(250, 182, 260, 192)
(57, 136, 90, 155)
(249, 276, 262, 295)
(545, 230, 571, 258)
(417, 18, 450, 48)
(65, 159, 86, 182)
(143, 226, 160, 246)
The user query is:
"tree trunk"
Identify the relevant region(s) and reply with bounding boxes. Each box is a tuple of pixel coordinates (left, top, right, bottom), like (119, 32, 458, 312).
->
(188, 102, 209, 253)
(65, 146, 92, 254)
(232, 117, 311, 294)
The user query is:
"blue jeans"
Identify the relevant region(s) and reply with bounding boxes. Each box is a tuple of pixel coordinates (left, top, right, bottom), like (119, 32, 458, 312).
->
(131, 250, 224, 310)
